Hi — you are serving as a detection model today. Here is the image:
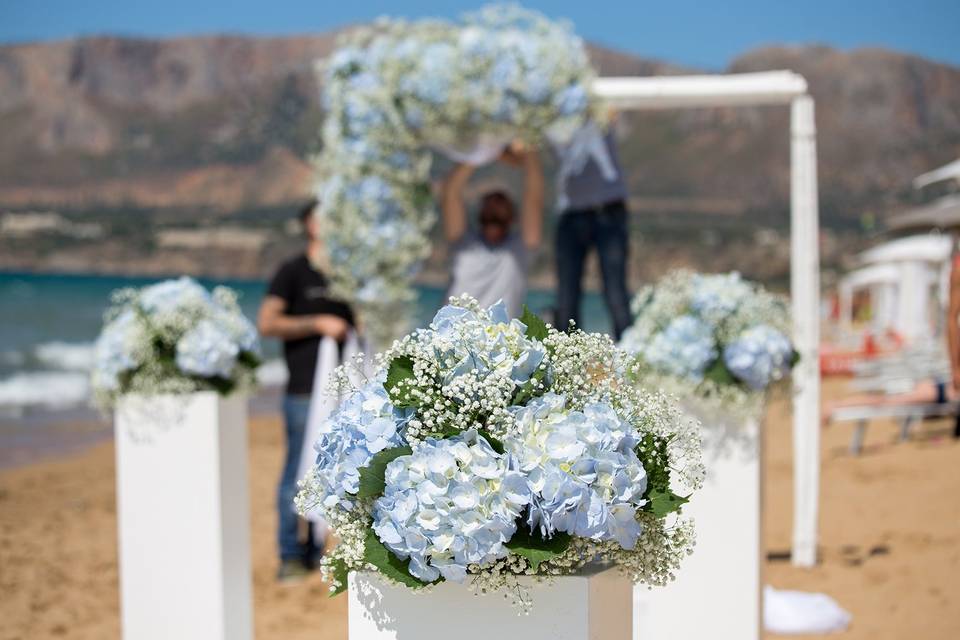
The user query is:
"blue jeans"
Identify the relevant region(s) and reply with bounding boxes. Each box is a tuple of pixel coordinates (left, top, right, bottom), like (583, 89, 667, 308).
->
(555, 201, 632, 340)
(278, 395, 319, 562)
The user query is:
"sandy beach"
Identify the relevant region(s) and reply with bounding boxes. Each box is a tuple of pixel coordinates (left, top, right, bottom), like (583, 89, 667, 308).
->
(2, 379, 958, 640)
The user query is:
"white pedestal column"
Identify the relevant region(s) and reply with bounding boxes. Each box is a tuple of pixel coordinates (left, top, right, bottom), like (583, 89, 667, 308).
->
(349, 567, 632, 640)
(634, 415, 761, 640)
(114, 392, 253, 640)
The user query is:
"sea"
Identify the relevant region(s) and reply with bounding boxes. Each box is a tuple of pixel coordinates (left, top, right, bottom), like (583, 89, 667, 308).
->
(0, 270, 612, 425)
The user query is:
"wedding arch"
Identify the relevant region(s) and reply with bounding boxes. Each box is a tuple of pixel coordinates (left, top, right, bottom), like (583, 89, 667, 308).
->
(594, 70, 821, 568)
(313, 5, 821, 568)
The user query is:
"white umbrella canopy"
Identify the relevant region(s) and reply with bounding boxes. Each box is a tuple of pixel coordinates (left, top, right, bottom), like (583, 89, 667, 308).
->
(913, 158, 960, 190)
(858, 234, 952, 265)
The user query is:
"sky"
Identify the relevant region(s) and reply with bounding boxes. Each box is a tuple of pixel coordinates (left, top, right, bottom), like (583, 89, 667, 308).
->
(1, 0, 959, 69)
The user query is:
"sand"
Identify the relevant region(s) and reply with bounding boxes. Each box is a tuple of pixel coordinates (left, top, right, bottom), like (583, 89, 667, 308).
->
(1, 379, 958, 639)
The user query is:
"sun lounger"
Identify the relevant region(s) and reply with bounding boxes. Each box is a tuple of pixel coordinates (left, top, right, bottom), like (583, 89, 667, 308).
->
(829, 401, 960, 455)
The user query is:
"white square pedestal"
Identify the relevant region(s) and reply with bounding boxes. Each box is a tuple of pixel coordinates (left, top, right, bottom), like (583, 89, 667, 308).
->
(114, 392, 253, 640)
(349, 566, 632, 640)
(634, 414, 761, 640)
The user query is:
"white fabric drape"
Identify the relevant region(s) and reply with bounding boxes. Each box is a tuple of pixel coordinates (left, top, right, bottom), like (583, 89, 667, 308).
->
(551, 121, 619, 210)
(433, 134, 512, 166)
(297, 331, 372, 542)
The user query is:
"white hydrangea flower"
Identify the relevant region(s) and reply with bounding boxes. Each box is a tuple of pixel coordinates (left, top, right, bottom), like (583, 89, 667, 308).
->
(508, 393, 648, 549)
(372, 430, 529, 582)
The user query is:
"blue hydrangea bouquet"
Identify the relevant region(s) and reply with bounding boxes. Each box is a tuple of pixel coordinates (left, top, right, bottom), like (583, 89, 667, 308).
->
(296, 296, 703, 608)
(620, 271, 797, 418)
(91, 277, 261, 408)
(314, 4, 601, 345)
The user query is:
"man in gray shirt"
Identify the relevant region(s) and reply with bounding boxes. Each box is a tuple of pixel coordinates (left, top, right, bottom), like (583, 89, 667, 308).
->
(442, 143, 543, 318)
(555, 123, 632, 339)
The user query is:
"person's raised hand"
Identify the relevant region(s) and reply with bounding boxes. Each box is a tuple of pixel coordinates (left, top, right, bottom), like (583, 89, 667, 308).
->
(498, 139, 530, 167)
(314, 315, 350, 341)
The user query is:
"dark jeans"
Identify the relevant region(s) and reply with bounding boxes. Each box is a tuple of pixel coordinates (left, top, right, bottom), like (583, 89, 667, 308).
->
(277, 394, 320, 562)
(555, 201, 632, 340)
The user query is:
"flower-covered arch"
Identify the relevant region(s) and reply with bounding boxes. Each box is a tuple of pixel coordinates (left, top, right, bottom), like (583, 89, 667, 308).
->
(313, 4, 603, 343)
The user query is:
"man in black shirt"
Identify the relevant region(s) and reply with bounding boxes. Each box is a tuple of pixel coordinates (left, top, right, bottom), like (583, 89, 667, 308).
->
(258, 199, 355, 581)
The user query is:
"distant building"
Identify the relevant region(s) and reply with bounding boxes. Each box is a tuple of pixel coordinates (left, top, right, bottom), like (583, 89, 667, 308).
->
(0, 211, 104, 239)
(156, 227, 269, 252)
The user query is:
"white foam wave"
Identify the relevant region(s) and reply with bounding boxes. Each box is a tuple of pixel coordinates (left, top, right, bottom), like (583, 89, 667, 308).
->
(0, 371, 91, 408)
(256, 358, 288, 388)
(34, 341, 95, 371)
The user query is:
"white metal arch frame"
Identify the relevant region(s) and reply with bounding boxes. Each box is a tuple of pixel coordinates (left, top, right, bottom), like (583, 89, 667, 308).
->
(593, 70, 821, 567)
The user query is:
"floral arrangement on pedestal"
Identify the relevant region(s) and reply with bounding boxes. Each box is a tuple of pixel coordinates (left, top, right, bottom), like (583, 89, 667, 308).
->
(619, 270, 797, 419)
(91, 277, 261, 408)
(314, 3, 602, 344)
(296, 296, 703, 608)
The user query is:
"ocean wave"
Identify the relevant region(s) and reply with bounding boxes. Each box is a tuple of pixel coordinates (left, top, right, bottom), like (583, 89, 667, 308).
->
(0, 356, 287, 410)
(34, 341, 96, 371)
(0, 371, 91, 409)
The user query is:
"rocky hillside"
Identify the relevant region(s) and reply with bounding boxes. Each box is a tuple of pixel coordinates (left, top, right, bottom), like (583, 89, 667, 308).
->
(1, 32, 959, 226)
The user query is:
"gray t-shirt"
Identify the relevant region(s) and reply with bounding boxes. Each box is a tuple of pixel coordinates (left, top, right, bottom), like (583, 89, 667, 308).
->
(446, 231, 529, 319)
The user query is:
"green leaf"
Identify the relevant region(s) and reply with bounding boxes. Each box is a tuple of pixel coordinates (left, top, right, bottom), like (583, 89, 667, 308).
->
(520, 305, 549, 342)
(511, 366, 549, 406)
(703, 358, 737, 386)
(384, 355, 418, 408)
(363, 528, 436, 589)
(328, 557, 349, 597)
(790, 349, 801, 367)
(384, 355, 415, 393)
(476, 429, 505, 455)
(357, 446, 412, 499)
(505, 526, 571, 571)
(645, 489, 689, 517)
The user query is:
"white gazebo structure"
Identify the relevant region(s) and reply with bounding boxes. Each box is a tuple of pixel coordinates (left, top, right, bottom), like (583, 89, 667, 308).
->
(593, 70, 821, 566)
(840, 234, 953, 341)
(593, 71, 820, 639)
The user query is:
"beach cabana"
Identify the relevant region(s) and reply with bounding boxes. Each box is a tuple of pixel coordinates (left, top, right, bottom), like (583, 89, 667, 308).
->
(837, 263, 901, 334)
(849, 235, 953, 341)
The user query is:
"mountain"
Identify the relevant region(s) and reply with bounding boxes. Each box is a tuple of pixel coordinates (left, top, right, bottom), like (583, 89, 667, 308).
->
(3, 33, 958, 219)
(1, 32, 959, 283)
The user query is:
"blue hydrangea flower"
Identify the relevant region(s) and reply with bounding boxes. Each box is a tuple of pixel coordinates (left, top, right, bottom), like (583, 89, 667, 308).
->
(522, 73, 552, 103)
(508, 394, 648, 549)
(311, 378, 411, 510)
(327, 46, 365, 77)
(429, 301, 547, 387)
(723, 324, 794, 390)
(92, 309, 141, 391)
(175, 318, 239, 379)
(643, 315, 718, 381)
(372, 430, 530, 583)
(554, 84, 589, 117)
(139, 277, 211, 315)
(689, 272, 753, 324)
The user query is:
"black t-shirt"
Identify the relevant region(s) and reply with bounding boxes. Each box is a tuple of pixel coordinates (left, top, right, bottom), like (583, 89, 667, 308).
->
(266, 254, 355, 395)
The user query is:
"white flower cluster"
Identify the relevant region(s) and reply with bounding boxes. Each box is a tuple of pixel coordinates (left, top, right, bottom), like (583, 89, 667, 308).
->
(91, 277, 261, 408)
(620, 270, 795, 418)
(296, 296, 702, 608)
(314, 3, 602, 345)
